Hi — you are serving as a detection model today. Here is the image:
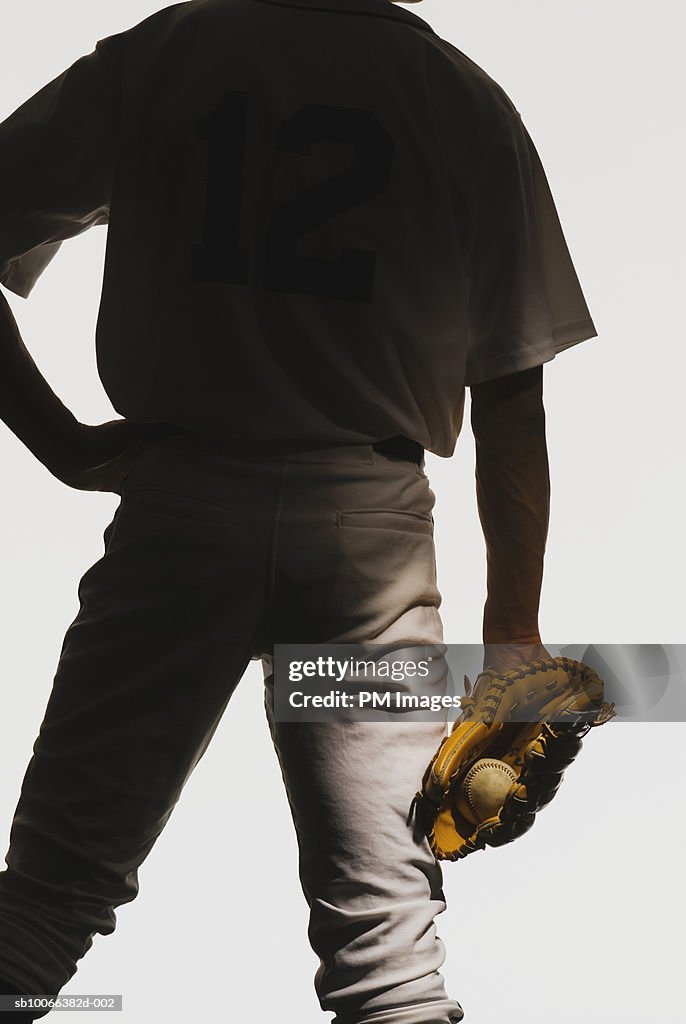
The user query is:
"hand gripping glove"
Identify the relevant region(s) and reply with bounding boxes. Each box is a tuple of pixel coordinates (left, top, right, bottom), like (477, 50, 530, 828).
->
(414, 656, 616, 861)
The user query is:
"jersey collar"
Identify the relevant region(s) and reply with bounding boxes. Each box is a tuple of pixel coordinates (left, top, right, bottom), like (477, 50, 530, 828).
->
(251, 0, 437, 36)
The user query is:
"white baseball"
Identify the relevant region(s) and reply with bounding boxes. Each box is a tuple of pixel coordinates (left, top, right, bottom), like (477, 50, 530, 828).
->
(456, 758, 518, 825)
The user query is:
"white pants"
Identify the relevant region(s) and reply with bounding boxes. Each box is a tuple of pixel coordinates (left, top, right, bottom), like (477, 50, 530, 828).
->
(0, 435, 463, 1024)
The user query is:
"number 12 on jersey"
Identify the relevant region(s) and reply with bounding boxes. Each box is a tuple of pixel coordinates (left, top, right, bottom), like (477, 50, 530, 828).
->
(191, 90, 395, 302)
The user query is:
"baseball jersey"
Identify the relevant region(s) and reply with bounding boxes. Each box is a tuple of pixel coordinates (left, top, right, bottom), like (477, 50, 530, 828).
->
(0, 0, 597, 457)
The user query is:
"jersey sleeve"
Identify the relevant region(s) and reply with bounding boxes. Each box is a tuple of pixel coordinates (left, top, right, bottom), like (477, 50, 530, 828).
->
(463, 109, 597, 386)
(0, 33, 124, 299)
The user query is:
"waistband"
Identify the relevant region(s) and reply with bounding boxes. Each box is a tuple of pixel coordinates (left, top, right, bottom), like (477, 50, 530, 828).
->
(169, 434, 425, 466)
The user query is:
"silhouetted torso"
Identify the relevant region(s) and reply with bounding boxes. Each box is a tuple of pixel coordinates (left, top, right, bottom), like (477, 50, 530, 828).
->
(0, 0, 596, 455)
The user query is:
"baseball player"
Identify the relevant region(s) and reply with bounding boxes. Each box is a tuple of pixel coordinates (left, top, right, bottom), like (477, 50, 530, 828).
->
(0, 1, 597, 1021)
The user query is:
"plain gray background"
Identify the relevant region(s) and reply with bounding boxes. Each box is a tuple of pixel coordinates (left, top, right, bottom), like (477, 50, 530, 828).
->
(1, 2, 684, 1021)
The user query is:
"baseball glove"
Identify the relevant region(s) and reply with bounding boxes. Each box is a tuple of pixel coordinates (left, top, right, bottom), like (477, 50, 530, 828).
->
(413, 656, 615, 861)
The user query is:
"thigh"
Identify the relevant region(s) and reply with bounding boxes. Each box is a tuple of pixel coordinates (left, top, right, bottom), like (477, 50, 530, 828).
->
(263, 604, 447, 886)
(18, 490, 266, 854)
(264, 452, 448, 879)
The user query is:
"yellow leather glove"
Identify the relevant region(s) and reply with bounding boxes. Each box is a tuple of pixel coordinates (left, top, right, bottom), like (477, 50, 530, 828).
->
(414, 656, 615, 861)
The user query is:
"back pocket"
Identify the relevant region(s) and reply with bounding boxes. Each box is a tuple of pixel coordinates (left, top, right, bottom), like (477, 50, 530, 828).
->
(123, 487, 236, 528)
(337, 508, 433, 534)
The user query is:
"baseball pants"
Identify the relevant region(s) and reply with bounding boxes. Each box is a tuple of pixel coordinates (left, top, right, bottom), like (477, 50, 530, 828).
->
(0, 434, 463, 1024)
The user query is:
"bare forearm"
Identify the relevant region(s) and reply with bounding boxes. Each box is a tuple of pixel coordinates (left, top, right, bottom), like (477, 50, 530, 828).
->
(0, 286, 79, 467)
(470, 365, 550, 645)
